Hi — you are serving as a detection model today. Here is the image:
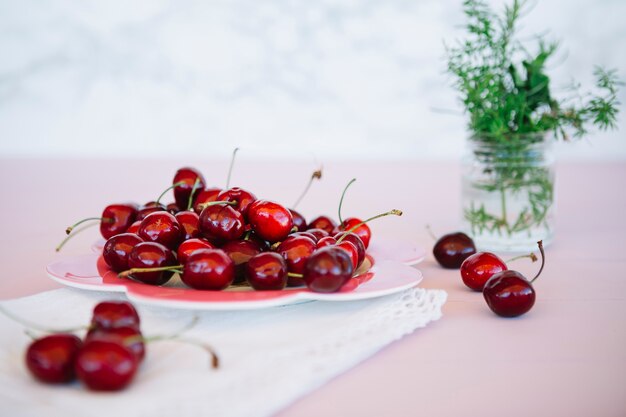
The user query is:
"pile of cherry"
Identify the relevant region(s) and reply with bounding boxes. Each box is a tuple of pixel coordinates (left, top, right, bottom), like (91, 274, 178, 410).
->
(432, 232, 545, 317)
(16, 300, 213, 391)
(61, 166, 398, 293)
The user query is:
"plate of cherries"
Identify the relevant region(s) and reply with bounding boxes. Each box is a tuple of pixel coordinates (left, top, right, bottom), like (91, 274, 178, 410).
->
(48, 161, 426, 310)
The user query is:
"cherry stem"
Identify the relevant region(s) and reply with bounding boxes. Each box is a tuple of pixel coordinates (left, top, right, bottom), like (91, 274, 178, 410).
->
(337, 178, 356, 226)
(425, 225, 437, 241)
(156, 181, 186, 205)
(187, 178, 201, 211)
(226, 147, 240, 189)
(118, 265, 183, 278)
(196, 200, 237, 211)
(287, 272, 303, 278)
(336, 209, 403, 243)
(144, 316, 199, 343)
(506, 252, 538, 264)
(66, 217, 113, 235)
(530, 240, 545, 284)
(0, 305, 88, 334)
(56, 222, 99, 252)
(292, 168, 323, 209)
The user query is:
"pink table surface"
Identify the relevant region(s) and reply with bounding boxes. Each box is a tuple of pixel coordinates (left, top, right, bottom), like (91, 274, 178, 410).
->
(1, 159, 625, 417)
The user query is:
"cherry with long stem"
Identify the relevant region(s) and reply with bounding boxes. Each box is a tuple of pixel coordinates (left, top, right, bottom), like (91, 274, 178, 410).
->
(226, 147, 240, 189)
(336, 209, 403, 243)
(337, 178, 356, 226)
(292, 168, 323, 209)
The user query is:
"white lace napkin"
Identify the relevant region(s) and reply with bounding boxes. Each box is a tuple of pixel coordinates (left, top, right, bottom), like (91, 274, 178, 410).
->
(0, 287, 446, 417)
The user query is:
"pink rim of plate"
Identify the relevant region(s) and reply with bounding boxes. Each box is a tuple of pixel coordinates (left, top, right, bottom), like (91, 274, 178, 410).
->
(53, 238, 426, 310)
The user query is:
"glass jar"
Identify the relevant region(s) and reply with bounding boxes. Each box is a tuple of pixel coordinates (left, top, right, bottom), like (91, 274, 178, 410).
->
(461, 133, 555, 252)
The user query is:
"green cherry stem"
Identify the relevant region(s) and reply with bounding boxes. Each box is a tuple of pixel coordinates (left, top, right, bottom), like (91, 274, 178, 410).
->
(196, 200, 237, 211)
(66, 217, 113, 235)
(292, 168, 323, 209)
(187, 178, 201, 211)
(336, 209, 403, 244)
(287, 272, 303, 278)
(118, 265, 183, 278)
(0, 305, 88, 334)
(338, 178, 356, 226)
(56, 222, 99, 252)
(226, 147, 240, 189)
(506, 252, 538, 264)
(156, 181, 186, 206)
(530, 240, 545, 284)
(425, 224, 438, 241)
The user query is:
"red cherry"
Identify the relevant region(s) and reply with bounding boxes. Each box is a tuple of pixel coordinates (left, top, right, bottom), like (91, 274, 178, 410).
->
(86, 327, 145, 362)
(221, 239, 263, 284)
(91, 301, 140, 331)
(336, 240, 358, 270)
(136, 201, 166, 221)
(338, 217, 371, 248)
(433, 232, 477, 269)
(193, 187, 221, 214)
(175, 211, 200, 240)
(199, 204, 245, 242)
(25, 334, 82, 384)
(126, 242, 177, 285)
(247, 200, 294, 242)
(334, 231, 366, 266)
(99, 204, 139, 239)
(75, 340, 138, 391)
(460, 252, 507, 291)
(276, 235, 316, 286)
(217, 187, 257, 218)
(306, 228, 329, 241)
(316, 236, 337, 248)
(102, 233, 144, 272)
(289, 209, 307, 231)
(138, 211, 183, 250)
(181, 249, 235, 290)
(304, 247, 354, 293)
(290, 231, 319, 243)
(173, 167, 206, 209)
(126, 221, 141, 235)
(307, 216, 337, 234)
(166, 202, 180, 215)
(177, 238, 216, 264)
(245, 252, 288, 290)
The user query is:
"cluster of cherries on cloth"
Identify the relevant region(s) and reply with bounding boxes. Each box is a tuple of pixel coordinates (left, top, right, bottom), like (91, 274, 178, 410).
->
(432, 232, 545, 317)
(65, 166, 398, 294)
(21, 300, 210, 391)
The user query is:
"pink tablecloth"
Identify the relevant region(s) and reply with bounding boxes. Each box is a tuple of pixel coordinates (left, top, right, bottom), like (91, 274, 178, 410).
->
(1, 159, 624, 417)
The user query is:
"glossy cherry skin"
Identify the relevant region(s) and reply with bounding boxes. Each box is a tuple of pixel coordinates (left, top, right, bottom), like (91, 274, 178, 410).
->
(166, 202, 180, 215)
(433, 232, 477, 269)
(126, 221, 141, 234)
(75, 340, 138, 391)
(175, 211, 200, 241)
(86, 327, 145, 362)
(136, 201, 166, 221)
(25, 334, 83, 384)
(307, 216, 337, 234)
(245, 252, 288, 291)
(483, 271, 536, 317)
(289, 209, 307, 231)
(173, 167, 206, 210)
(127, 242, 177, 285)
(193, 187, 222, 214)
(247, 200, 294, 242)
(276, 235, 316, 286)
(138, 211, 183, 250)
(306, 228, 329, 241)
(91, 301, 141, 331)
(221, 239, 263, 284)
(334, 231, 366, 266)
(217, 187, 257, 219)
(100, 204, 138, 239)
(177, 238, 216, 264)
(316, 236, 337, 248)
(181, 249, 235, 290)
(336, 240, 359, 270)
(199, 204, 245, 242)
(304, 246, 354, 293)
(460, 252, 508, 291)
(102, 233, 144, 272)
(290, 231, 319, 243)
(338, 217, 371, 249)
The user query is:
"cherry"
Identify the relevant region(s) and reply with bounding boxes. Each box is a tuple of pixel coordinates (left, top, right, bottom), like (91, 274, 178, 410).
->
(433, 232, 476, 269)
(304, 246, 354, 293)
(193, 187, 221, 214)
(221, 239, 263, 284)
(338, 217, 371, 249)
(245, 252, 288, 291)
(126, 220, 141, 234)
(138, 211, 183, 250)
(306, 228, 329, 241)
(316, 236, 337, 248)
(102, 233, 144, 272)
(483, 241, 545, 317)
(307, 215, 336, 234)
(247, 200, 294, 242)
(124, 242, 177, 285)
(86, 326, 145, 362)
(334, 231, 366, 266)
(175, 211, 200, 241)
(166, 202, 180, 215)
(177, 238, 216, 264)
(91, 301, 141, 331)
(181, 249, 235, 290)
(199, 203, 245, 242)
(173, 167, 206, 210)
(25, 334, 83, 384)
(75, 340, 138, 391)
(336, 240, 358, 270)
(136, 201, 166, 221)
(276, 235, 316, 286)
(217, 187, 257, 219)
(289, 209, 307, 232)
(290, 231, 319, 243)
(460, 252, 507, 291)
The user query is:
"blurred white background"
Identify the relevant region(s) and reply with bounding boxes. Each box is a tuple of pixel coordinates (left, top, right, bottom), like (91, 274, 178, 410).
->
(0, 0, 624, 160)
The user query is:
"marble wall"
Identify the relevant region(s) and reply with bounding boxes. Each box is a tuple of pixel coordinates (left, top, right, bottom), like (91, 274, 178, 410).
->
(0, 0, 624, 159)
